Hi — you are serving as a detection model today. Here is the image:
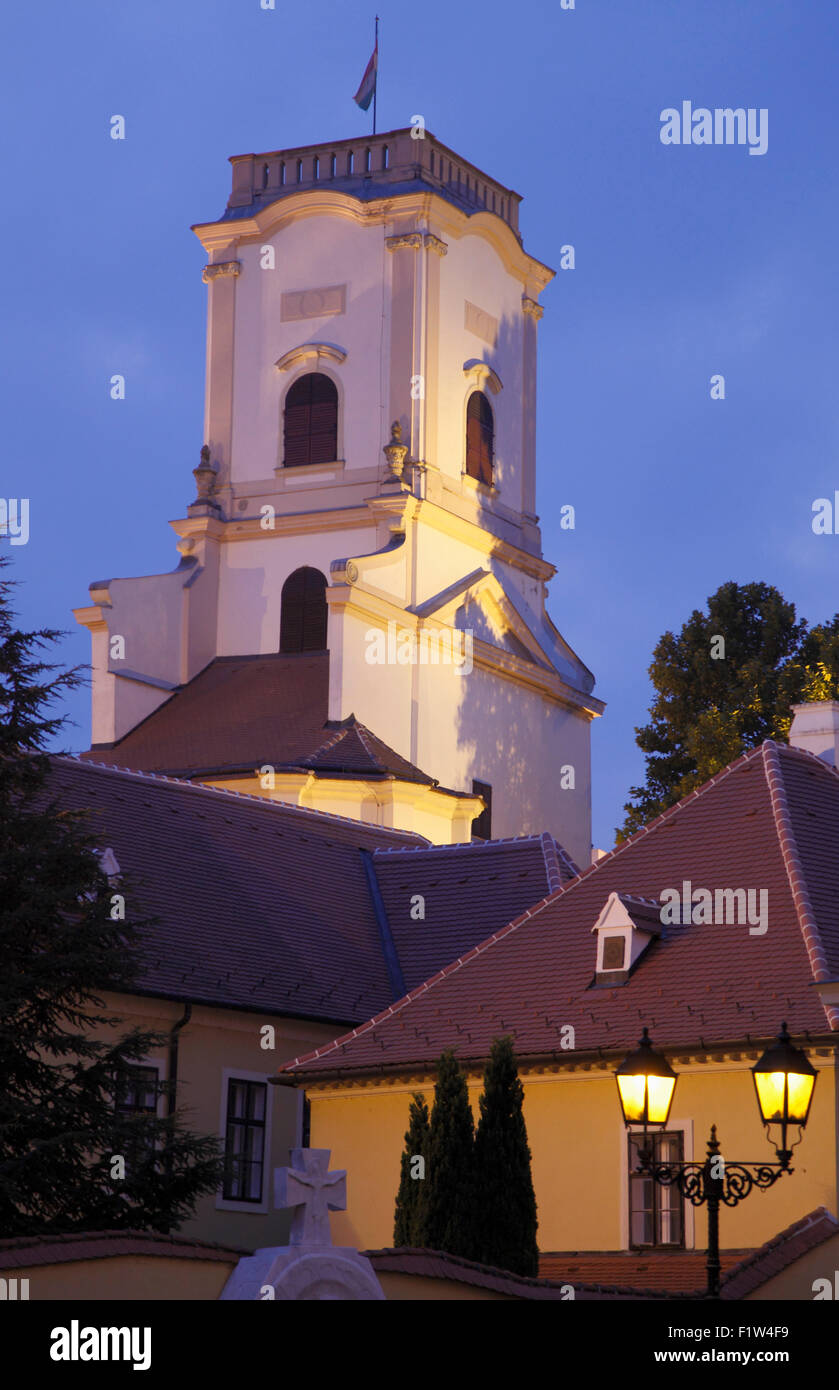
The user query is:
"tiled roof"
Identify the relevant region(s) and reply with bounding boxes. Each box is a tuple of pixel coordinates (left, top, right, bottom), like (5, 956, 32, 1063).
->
(283, 741, 839, 1078)
(364, 1248, 675, 1300)
(81, 651, 444, 788)
(719, 1207, 839, 1300)
(298, 717, 435, 785)
(0, 1230, 247, 1268)
(539, 1250, 747, 1294)
(372, 834, 577, 992)
(83, 652, 331, 776)
(45, 758, 564, 1025)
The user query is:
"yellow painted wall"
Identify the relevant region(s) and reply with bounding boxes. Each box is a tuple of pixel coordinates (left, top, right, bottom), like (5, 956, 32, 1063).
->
(1, 1256, 236, 1301)
(310, 1054, 838, 1256)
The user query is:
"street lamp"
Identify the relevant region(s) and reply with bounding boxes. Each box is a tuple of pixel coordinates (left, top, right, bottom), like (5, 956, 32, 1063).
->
(751, 1022, 817, 1168)
(615, 1022, 816, 1298)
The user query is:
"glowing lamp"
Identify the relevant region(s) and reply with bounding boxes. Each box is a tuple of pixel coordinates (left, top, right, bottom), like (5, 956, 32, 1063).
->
(752, 1023, 816, 1162)
(615, 1028, 677, 1129)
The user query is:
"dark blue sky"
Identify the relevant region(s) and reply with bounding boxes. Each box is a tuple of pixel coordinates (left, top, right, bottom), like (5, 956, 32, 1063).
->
(3, 0, 838, 849)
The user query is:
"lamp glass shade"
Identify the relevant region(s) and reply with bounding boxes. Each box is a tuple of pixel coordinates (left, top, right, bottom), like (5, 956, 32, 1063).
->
(616, 1071, 676, 1127)
(615, 1029, 677, 1128)
(751, 1024, 817, 1129)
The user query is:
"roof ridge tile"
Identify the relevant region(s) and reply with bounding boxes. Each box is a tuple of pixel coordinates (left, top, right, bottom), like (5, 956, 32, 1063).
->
(761, 742, 839, 1028)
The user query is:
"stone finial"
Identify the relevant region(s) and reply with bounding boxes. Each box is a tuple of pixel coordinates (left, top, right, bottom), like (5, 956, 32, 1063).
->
(383, 421, 409, 481)
(192, 445, 217, 503)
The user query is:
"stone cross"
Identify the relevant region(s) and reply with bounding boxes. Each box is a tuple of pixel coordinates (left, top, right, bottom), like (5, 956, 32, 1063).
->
(274, 1148, 347, 1246)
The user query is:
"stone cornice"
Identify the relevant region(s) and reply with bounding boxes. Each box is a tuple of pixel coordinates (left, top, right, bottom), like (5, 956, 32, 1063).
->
(168, 492, 552, 579)
(201, 259, 241, 283)
(193, 189, 552, 290)
(522, 295, 544, 319)
(385, 232, 423, 251)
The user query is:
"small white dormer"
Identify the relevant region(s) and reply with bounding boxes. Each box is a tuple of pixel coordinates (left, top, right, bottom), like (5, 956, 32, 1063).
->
(591, 892, 661, 983)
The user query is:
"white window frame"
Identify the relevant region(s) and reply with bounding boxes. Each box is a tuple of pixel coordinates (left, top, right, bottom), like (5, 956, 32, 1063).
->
(216, 1068, 274, 1214)
(619, 1116, 695, 1251)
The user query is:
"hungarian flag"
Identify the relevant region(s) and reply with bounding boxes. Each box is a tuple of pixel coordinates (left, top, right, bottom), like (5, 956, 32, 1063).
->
(353, 43, 377, 111)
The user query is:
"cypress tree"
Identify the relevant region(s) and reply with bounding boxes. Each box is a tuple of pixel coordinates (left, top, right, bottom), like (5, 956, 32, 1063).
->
(392, 1091, 429, 1246)
(416, 1050, 475, 1258)
(472, 1035, 539, 1275)
(0, 564, 222, 1235)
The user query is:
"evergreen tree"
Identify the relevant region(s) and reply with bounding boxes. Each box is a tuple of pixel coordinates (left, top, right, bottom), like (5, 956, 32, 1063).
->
(618, 581, 808, 840)
(0, 563, 222, 1235)
(472, 1036, 538, 1276)
(392, 1092, 429, 1246)
(416, 1050, 475, 1258)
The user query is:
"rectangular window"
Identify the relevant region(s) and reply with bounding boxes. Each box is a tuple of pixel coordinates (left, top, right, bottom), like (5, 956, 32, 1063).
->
(115, 1064, 160, 1167)
(471, 780, 492, 841)
(628, 1131, 684, 1248)
(116, 1065, 159, 1119)
(223, 1079, 267, 1203)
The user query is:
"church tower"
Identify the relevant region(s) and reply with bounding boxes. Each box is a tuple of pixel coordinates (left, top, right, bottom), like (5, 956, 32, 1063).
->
(74, 128, 604, 866)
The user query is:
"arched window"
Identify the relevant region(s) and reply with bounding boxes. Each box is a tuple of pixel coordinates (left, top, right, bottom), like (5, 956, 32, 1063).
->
(280, 567, 328, 653)
(283, 372, 338, 467)
(465, 391, 494, 485)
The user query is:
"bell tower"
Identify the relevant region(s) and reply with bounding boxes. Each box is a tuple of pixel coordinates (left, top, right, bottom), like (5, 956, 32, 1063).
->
(75, 129, 604, 864)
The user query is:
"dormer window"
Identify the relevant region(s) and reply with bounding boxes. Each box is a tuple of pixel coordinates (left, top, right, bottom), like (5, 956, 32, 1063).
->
(591, 892, 661, 985)
(601, 935, 626, 972)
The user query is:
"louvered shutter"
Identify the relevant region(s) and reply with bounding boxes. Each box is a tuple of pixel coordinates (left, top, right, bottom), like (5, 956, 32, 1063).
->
(280, 567, 328, 652)
(465, 391, 494, 485)
(283, 373, 338, 467)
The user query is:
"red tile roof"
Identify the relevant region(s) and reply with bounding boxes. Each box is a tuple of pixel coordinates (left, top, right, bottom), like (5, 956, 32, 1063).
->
(719, 1206, 839, 1299)
(84, 652, 331, 776)
(82, 651, 452, 790)
(372, 834, 577, 991)
(283, 741, 839, 1078)
(46, 758, 563, 1025)
(539, 1249, 747, 1294)
(365, 1247, 677, 1299)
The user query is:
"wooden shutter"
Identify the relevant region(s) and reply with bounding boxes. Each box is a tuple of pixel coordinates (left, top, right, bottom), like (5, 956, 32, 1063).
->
(280, 567, 328, 652)
(465, 391, 494, 485)
(283, 373, 338, 467)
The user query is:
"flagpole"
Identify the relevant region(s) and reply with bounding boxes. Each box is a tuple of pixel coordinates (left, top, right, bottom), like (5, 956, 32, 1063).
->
(373, 15, 378, 135)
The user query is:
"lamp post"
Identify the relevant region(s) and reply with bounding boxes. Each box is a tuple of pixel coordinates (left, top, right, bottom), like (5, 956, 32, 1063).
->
(614, 1023, 817, 1299)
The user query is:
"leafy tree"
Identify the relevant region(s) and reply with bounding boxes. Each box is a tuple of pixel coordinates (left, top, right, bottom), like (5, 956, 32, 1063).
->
(618, 581, 808, 840)
(0, 563, 221, 1235)
(392, 1092, 429, 1246)
(777, 616, 839, 719)
(416, 1051, 475, 1259)
(472, 1036, 538, 1276)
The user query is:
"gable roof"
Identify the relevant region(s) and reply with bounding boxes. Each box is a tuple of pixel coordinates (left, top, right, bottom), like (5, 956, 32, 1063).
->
(283, 741, 839, 1079)
(46, 758, 567, 1026)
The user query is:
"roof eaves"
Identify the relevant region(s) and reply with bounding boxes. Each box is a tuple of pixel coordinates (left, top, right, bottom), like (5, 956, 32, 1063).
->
(54, 756, 429, 844)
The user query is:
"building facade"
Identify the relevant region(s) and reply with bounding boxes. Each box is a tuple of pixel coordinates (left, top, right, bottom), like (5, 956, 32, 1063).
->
(74, 129, 603, 862)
